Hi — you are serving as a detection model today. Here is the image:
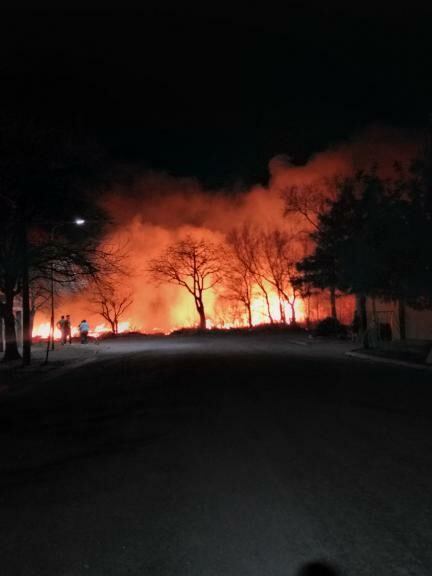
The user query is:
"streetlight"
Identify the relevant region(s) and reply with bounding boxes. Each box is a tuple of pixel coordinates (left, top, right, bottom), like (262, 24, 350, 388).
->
(44, 218, 86, 363)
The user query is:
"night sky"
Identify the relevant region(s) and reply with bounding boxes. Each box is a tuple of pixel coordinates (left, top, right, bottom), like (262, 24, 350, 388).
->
(2, 4, 432, 186)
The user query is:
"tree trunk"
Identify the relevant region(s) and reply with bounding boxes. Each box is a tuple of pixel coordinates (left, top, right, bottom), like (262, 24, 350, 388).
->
(246, 302, 253, 328)
(330, 286, 337, 319)
(289, 301, 296, 325)
(261, 287, 273, 323)
(2, 290, 21, 362)
(305, 294, 311, 330)
(358, 293, 369, 349)
(108, 318, 116, 334)
(279, 295, 286, 323)
(21, 223, 31, 366)
(196, 299, 206, 330)
(198, 307, 206, 330)
(398, 299, 406, 341)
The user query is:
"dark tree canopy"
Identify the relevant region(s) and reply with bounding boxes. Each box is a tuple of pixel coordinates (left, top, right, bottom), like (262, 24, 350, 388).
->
(0, 117, 112, 362)
(297, 158, 432, 310)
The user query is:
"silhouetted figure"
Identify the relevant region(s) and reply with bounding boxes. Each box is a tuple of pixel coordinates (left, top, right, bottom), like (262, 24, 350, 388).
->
(297, 561, 341, 576)
(64, 314, 72, 344)
(78, 319, 89, 344)
(56, 315, 67, 344)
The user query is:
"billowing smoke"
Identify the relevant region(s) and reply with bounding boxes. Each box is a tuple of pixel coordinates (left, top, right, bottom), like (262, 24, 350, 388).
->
(34, 126, 420, 334)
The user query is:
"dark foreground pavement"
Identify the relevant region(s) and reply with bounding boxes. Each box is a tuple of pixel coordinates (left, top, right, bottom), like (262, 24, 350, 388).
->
(1, 335, 431, 576)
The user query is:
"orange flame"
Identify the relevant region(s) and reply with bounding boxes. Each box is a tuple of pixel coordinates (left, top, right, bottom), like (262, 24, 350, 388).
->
(33, 320, 132, 339)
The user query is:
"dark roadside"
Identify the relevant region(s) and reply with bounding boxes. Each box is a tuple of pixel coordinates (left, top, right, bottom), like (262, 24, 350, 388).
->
(0, 339, 102, 393)
(348, 339, 432, 367)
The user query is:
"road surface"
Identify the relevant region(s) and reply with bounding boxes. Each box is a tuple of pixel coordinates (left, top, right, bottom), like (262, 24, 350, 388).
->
(0, 334, 431, 575)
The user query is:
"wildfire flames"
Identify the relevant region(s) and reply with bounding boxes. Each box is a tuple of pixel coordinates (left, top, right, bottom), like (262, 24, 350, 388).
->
(32, 292, 308, 338)
(33, 321, 132, 340)
(31, 128, 415, 338)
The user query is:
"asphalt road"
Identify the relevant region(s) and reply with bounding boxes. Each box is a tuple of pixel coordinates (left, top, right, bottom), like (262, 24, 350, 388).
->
(1, 335, 431, 576)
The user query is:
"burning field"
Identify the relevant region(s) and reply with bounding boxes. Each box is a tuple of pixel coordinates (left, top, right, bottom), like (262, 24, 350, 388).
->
(32, 127, 418, 338)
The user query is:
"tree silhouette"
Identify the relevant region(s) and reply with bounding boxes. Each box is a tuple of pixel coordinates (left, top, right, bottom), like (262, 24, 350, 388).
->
(224, 229, 258, 327)
(260, 229, 299, 324)
(0, 117, 109, 362)
(92, 284, 133, 334)
(148, 236, 222, 330)
(227, 225, 275, 323)
(283, 179, 339, 318)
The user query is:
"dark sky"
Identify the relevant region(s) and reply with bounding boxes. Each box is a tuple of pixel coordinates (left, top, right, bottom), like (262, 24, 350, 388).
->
(1, 4, 432, 186)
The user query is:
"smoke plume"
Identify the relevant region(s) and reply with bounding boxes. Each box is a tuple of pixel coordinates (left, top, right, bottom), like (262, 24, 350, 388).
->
(35, 126, 419, 334)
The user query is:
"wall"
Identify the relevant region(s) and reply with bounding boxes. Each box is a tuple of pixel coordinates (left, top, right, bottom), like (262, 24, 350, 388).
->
(366, 298, 432, 342)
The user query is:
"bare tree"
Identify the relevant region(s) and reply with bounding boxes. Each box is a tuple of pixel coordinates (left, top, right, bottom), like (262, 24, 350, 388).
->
(29, 277, 51, 336)
(227, 225, 274, 323)
(282, 180, 332, 231)
(31, 236, 128, 290)
(91, 284, 133, 334)
(222, 264, 255, 328)
(224, 235, 257, 327)
(261, 229, 289, 322)
(148, 236, 222, 330)
(34, 236, 130, 362)
(285, 261, 301, 324)
(260, 229, 300, 324)
(282, 179, 338, 318)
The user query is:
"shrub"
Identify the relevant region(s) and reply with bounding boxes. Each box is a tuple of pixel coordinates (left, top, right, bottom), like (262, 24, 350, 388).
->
(314, 317, 348, 338)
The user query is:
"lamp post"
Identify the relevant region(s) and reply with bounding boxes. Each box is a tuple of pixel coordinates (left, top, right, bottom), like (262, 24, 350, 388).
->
(44, 218, 85, 364)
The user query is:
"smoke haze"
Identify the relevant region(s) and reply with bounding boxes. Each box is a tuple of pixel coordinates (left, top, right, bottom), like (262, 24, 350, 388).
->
(35, 126, 420, 334)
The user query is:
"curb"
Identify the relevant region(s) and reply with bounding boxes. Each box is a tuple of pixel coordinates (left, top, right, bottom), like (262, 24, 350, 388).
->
(345, 351, 432, 371)
(289, 339, 309, 347)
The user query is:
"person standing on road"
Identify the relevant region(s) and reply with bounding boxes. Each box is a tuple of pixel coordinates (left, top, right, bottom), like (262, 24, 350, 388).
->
(64, 315, 72, 344)
(56, 315, 67, 344)
(78, 319, 90, 344)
